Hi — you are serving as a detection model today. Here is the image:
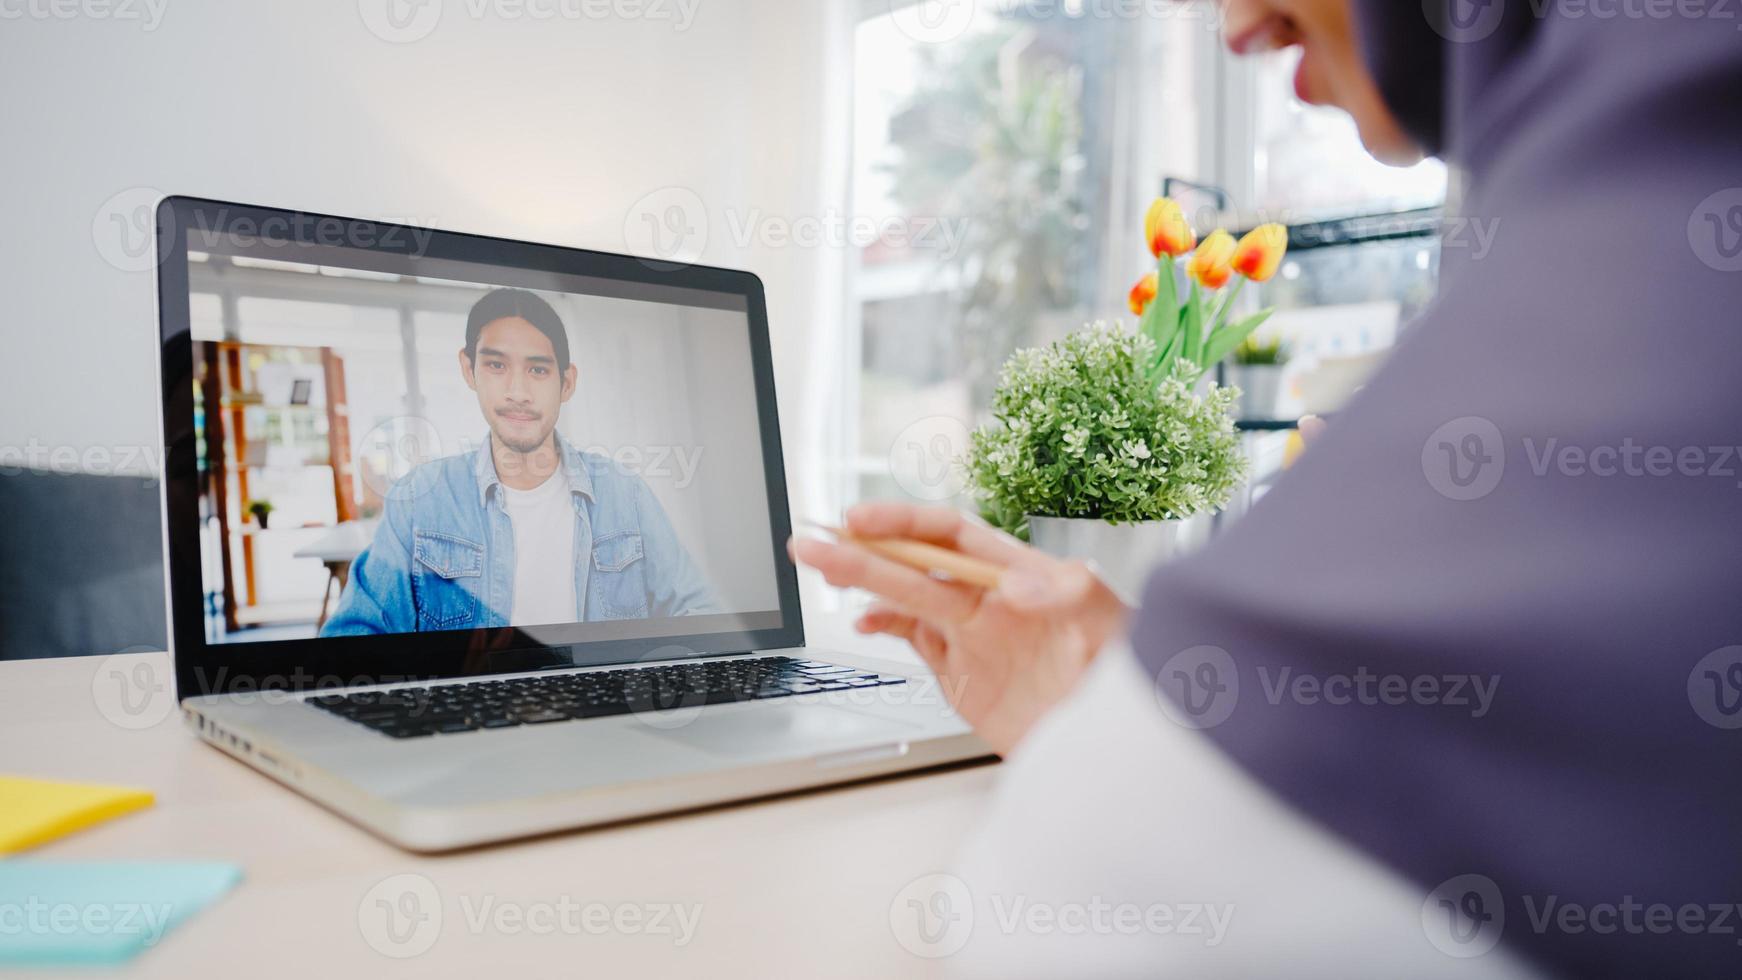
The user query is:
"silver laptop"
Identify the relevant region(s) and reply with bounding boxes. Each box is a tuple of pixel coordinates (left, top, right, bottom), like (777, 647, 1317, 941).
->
(153, 197, 988, 851)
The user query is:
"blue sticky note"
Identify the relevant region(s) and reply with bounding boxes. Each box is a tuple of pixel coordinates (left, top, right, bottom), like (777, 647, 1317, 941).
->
(0, 861, 242, 966)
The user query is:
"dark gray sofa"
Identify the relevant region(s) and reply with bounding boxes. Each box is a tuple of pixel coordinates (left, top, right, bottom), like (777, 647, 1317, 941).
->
(0, 469, 168, 659)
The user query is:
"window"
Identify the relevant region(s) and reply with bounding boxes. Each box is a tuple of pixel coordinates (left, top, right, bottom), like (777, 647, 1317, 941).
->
(1244, 49, 1447, 220)
(845, 3, 1198, 512)
(836, 5, 1450, 520)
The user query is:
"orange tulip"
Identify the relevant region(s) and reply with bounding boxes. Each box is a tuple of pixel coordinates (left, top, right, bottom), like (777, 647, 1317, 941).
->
(1144, 198, 1197, 259)
(1186, 230, 1237, 289)
(1232, 224, 1288, 282)
(1128, 272, 1159, 316)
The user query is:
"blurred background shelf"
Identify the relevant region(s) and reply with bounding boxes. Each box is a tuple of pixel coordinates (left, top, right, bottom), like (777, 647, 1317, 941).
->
(196, 340, 356, 638)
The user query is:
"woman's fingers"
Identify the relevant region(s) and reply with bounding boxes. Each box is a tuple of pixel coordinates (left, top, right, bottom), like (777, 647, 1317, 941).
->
(858, 603, 951, 677)
(980, 556, 1115, 616)
(910, 621, 950, 669)
(856, 604, 917, 639)
(843, 502, 1044, 569)
(792, 536, 982, 624)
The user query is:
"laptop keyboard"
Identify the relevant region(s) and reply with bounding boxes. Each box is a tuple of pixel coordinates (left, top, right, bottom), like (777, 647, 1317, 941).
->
(308, 656, 907, 739)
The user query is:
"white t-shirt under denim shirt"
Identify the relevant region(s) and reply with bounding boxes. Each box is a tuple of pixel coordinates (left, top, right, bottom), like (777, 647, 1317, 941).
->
(499, 470, 578, 626)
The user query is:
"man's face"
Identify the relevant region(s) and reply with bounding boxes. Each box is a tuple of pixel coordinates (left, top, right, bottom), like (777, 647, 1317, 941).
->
(459, 316, 577, 454)
(1221, 0, 1422, 166)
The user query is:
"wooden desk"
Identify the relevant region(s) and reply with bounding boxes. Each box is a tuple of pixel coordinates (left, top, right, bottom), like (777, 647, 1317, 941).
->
(0, 640, 999, 978)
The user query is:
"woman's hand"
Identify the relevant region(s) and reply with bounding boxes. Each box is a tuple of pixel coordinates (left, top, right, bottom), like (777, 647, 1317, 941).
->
(790, 502, 1129, 756)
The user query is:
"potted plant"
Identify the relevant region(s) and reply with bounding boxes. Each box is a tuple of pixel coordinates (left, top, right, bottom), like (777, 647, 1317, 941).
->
(247, 499, 274, 530)
(1228, 335, 1291, 420)
(961, 199, 1287, 599)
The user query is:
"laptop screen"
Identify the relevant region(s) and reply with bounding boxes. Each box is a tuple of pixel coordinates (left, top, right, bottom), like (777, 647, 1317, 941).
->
(176, 217, 787, 655)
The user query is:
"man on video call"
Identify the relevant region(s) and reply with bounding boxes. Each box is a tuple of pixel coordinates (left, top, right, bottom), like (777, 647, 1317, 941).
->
(323, 288, 716, 635)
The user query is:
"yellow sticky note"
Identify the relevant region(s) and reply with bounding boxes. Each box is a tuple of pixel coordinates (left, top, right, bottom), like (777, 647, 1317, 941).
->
(0, 776, 154, 855)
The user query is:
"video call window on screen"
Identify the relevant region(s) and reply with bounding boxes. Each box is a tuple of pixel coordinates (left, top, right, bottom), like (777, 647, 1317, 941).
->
(185, 237, 783, 646)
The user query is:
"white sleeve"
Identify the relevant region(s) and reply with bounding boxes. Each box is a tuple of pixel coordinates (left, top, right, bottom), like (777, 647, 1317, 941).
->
(920, 642, 1545, 980)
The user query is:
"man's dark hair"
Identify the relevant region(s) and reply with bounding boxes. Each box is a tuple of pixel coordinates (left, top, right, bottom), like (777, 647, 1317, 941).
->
(464, 288, 570, 374)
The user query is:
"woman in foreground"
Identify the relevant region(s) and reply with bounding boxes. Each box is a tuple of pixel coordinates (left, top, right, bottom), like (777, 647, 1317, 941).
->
(796, 1, 1742, 976)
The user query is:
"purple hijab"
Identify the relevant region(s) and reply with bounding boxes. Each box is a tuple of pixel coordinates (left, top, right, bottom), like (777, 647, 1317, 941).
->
(1133, 3, 1742, 976)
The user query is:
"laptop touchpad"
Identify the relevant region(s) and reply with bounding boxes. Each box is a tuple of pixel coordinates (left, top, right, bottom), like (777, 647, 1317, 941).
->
(643, 703, 917, 760)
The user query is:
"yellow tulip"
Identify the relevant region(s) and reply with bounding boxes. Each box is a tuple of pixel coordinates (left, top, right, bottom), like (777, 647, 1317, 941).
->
(1187, 230, 1237, 289)
(1232, 223, 1288, 282)
(1128, 272, 1158, 316)
(1144, 198, 1197, 259)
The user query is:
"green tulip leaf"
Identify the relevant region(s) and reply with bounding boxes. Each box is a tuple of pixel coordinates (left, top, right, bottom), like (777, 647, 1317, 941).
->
(1203, 308, 1275, 367)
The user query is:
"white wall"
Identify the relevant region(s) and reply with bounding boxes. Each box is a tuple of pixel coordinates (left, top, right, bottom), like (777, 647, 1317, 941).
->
(550, 293, 782, 614)
(0, 0, 846, 505)
(0, 0, 854, 628)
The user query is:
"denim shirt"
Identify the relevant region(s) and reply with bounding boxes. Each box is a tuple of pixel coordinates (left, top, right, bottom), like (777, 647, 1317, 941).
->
(321, 435, 717, 635)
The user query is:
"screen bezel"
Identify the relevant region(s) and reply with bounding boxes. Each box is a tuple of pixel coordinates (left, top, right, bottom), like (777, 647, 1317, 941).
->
(156, 196, 805, 700)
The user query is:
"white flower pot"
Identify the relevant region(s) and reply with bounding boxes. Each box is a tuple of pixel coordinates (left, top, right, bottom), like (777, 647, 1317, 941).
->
(1227, 364, 1285, 420)
(1026, 515, 1189, 605)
